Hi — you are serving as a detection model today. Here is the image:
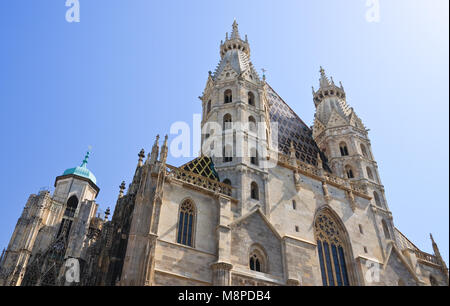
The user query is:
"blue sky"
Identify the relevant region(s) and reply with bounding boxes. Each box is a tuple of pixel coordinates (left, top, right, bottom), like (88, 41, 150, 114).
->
(0, 0, 448, 265)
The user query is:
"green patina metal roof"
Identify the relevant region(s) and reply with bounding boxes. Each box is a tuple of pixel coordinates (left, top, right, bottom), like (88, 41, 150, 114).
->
(62, 151, 97, 185)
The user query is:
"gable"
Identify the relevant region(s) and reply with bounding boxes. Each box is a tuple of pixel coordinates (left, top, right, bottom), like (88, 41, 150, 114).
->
(229, 209, 283, 278)
(326, 109, 349, 127)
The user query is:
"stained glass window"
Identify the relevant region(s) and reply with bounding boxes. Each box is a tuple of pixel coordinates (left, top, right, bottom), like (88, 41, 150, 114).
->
(315, 210, 351, 286)
(177, 200, 196, 247)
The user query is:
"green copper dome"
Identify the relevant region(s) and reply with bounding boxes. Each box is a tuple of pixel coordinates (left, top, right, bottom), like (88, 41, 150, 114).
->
(62, 151, 97, 185)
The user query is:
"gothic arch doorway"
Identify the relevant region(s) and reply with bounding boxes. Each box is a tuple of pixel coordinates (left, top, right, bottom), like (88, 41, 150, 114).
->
(314, 207, 357, 286)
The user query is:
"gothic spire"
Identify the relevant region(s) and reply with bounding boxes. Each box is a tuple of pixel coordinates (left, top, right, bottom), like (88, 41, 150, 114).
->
(312, 67, 346, 107)
(430, 234, 449, 272)
(230, 19, 241, 40)
(319, 66, 331, 88)
(160, 135, 169, 164)
(219, 20, 251, 59)
(149, 135, 160, 164)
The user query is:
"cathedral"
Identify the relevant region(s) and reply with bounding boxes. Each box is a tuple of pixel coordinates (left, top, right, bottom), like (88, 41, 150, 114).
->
(0, 21, 448, 287)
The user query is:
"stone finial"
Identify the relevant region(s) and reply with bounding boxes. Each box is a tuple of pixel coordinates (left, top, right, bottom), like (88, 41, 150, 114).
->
(430, 233, 449, 280)
(319, 66, 331, 88)
(317, 152, 323, 170)
(160, 135, 169, 164)
(289, 141, 296, 158)
(138, 149, 145, 167)
(230, 20, 241, 40)
(149, 135, 160, 164)
(119, 181, 126, 198)
(104, 207, 111, 221)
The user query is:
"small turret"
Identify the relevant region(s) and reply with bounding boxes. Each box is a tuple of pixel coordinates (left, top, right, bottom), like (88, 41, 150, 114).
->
(313, 67, 346, 107)
(219, 20, 251, 59)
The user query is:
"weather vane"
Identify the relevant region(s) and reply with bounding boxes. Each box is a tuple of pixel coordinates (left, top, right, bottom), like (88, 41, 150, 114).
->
(261, 68, 267, 80)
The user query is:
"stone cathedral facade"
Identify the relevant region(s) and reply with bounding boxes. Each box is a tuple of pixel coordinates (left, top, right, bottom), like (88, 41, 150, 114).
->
(0, 22, 448, 287)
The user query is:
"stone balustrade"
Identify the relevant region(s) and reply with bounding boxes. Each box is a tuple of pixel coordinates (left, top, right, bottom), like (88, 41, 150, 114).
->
(414, 249, 439, 265)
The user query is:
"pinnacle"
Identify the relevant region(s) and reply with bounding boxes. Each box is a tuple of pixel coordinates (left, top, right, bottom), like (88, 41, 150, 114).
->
(230, 20, 241, 40)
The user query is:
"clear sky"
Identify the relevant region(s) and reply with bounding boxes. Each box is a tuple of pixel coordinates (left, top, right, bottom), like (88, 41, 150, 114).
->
(0, 0, 448, 265)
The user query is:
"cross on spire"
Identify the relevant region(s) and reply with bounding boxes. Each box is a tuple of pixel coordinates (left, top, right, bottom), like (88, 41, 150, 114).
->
(81, 151, 90, 168)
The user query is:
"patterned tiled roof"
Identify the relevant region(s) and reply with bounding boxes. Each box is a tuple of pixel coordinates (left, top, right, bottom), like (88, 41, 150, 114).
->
(395, 228, 419, 251)
(266, 84, 331, 172)
(181, 156, 220, 181)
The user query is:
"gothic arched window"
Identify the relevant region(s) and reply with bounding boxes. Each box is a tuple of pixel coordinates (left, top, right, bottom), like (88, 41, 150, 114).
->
(248, 116, 256, 133)
(248, 92, 255, 106)
(57, 195, 79, 238)
(339, 142, 349, 156)
(382, 219, 391, 240)
(64, 195, 78, 218)
(251, 182, 259, 200)
(250, 148, 259, 166)
(206, 100, 211, 114)
(315, 210, 352, 286)
(223, 145, 233, 163)
(373, 191, 382, 207)
(366, 167, 374, 180)
(224, 89, 232, 104)
(223, 179, 232, 186)
(249, 247, 266, 273)
(360, 144, 368, 158)
(177, 200, 196, 247)
(345, 165, 354, 179)
(223, 114, 232, 130)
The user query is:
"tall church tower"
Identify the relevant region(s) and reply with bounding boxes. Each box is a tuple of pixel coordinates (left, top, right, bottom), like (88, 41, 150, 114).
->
(199, 21, 272, 217)
(312, 67, 397, 255)
(0, 152, 101, 286)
